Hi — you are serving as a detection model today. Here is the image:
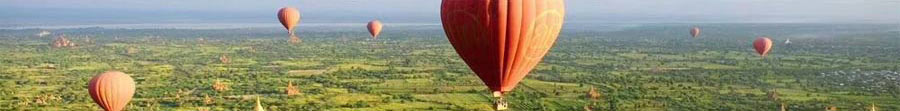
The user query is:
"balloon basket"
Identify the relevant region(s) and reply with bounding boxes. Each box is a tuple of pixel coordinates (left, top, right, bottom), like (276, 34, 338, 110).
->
(493, 97, 508, 110)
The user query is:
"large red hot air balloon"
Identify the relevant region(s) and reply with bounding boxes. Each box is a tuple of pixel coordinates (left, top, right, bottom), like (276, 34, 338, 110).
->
(754, 37, 774, 57)
(441, 0, 565, 109)
(690, 27, 701, 38)
(367, 20, 383, 40)
(88, 71, 135, 111)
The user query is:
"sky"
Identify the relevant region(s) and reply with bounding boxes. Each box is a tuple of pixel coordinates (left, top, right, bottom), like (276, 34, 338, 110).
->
(1, 0, 899, 24)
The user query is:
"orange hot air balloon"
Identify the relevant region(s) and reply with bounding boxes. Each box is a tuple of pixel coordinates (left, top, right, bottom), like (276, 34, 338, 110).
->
(690, 27, 700, 38)
(442, 0, 565, 100)
(88, 71, 135, 111)
(367, 20, 383, 40)
(754, 37, 774, 57)
(277, 7, 301, 35)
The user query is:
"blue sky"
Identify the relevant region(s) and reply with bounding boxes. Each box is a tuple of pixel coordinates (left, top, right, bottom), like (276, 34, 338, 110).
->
(2, 0, 898, 24)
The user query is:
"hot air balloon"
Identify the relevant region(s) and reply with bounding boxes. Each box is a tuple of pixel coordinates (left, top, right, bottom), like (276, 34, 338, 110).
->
(753, 37, 773, 57)
(367, 20, 383, 40)
(277, 7, 301, 43)
(441, 0, 565, 110)
(690, 27, 701, 38)
(88, 71, 135, 111)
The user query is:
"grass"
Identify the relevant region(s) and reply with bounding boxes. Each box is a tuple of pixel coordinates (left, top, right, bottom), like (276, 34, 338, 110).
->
(414, 93, 493, 110)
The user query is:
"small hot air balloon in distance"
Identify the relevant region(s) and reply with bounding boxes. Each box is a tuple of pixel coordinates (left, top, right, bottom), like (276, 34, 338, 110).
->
(753, 37, 773, 57)
(88, 71, 135, 111)
(441, 0, 566, 110)
(690, 27, 701, 38)
(277, 7, 301, 43)
(367, 20, 383, 40)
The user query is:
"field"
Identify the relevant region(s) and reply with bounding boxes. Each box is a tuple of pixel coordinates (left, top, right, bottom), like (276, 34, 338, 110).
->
(1, 23, 899, 110)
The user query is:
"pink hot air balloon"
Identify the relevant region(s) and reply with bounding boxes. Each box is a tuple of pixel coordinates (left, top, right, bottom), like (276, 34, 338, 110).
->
(690, 27, 700, 38)
(442, 0, 565, 97)
(441, 0, 566, 110)
(88, 71, 136, 111)
(753, 37, 774, 57)
(367, 20, 383, 40)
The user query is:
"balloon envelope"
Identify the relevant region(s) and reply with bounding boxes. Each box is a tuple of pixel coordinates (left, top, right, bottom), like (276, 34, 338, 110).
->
(277, 7, 301, 34)
(690, 27, 700, 38)
(441, 0, 566, 94)
(754, 37, 773, 57)
(367, 20, 383, 39)
(88, 71, 135, 111)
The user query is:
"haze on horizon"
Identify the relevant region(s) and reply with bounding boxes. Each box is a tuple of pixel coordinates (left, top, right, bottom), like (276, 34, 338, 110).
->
(1, 0, 899, 25)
